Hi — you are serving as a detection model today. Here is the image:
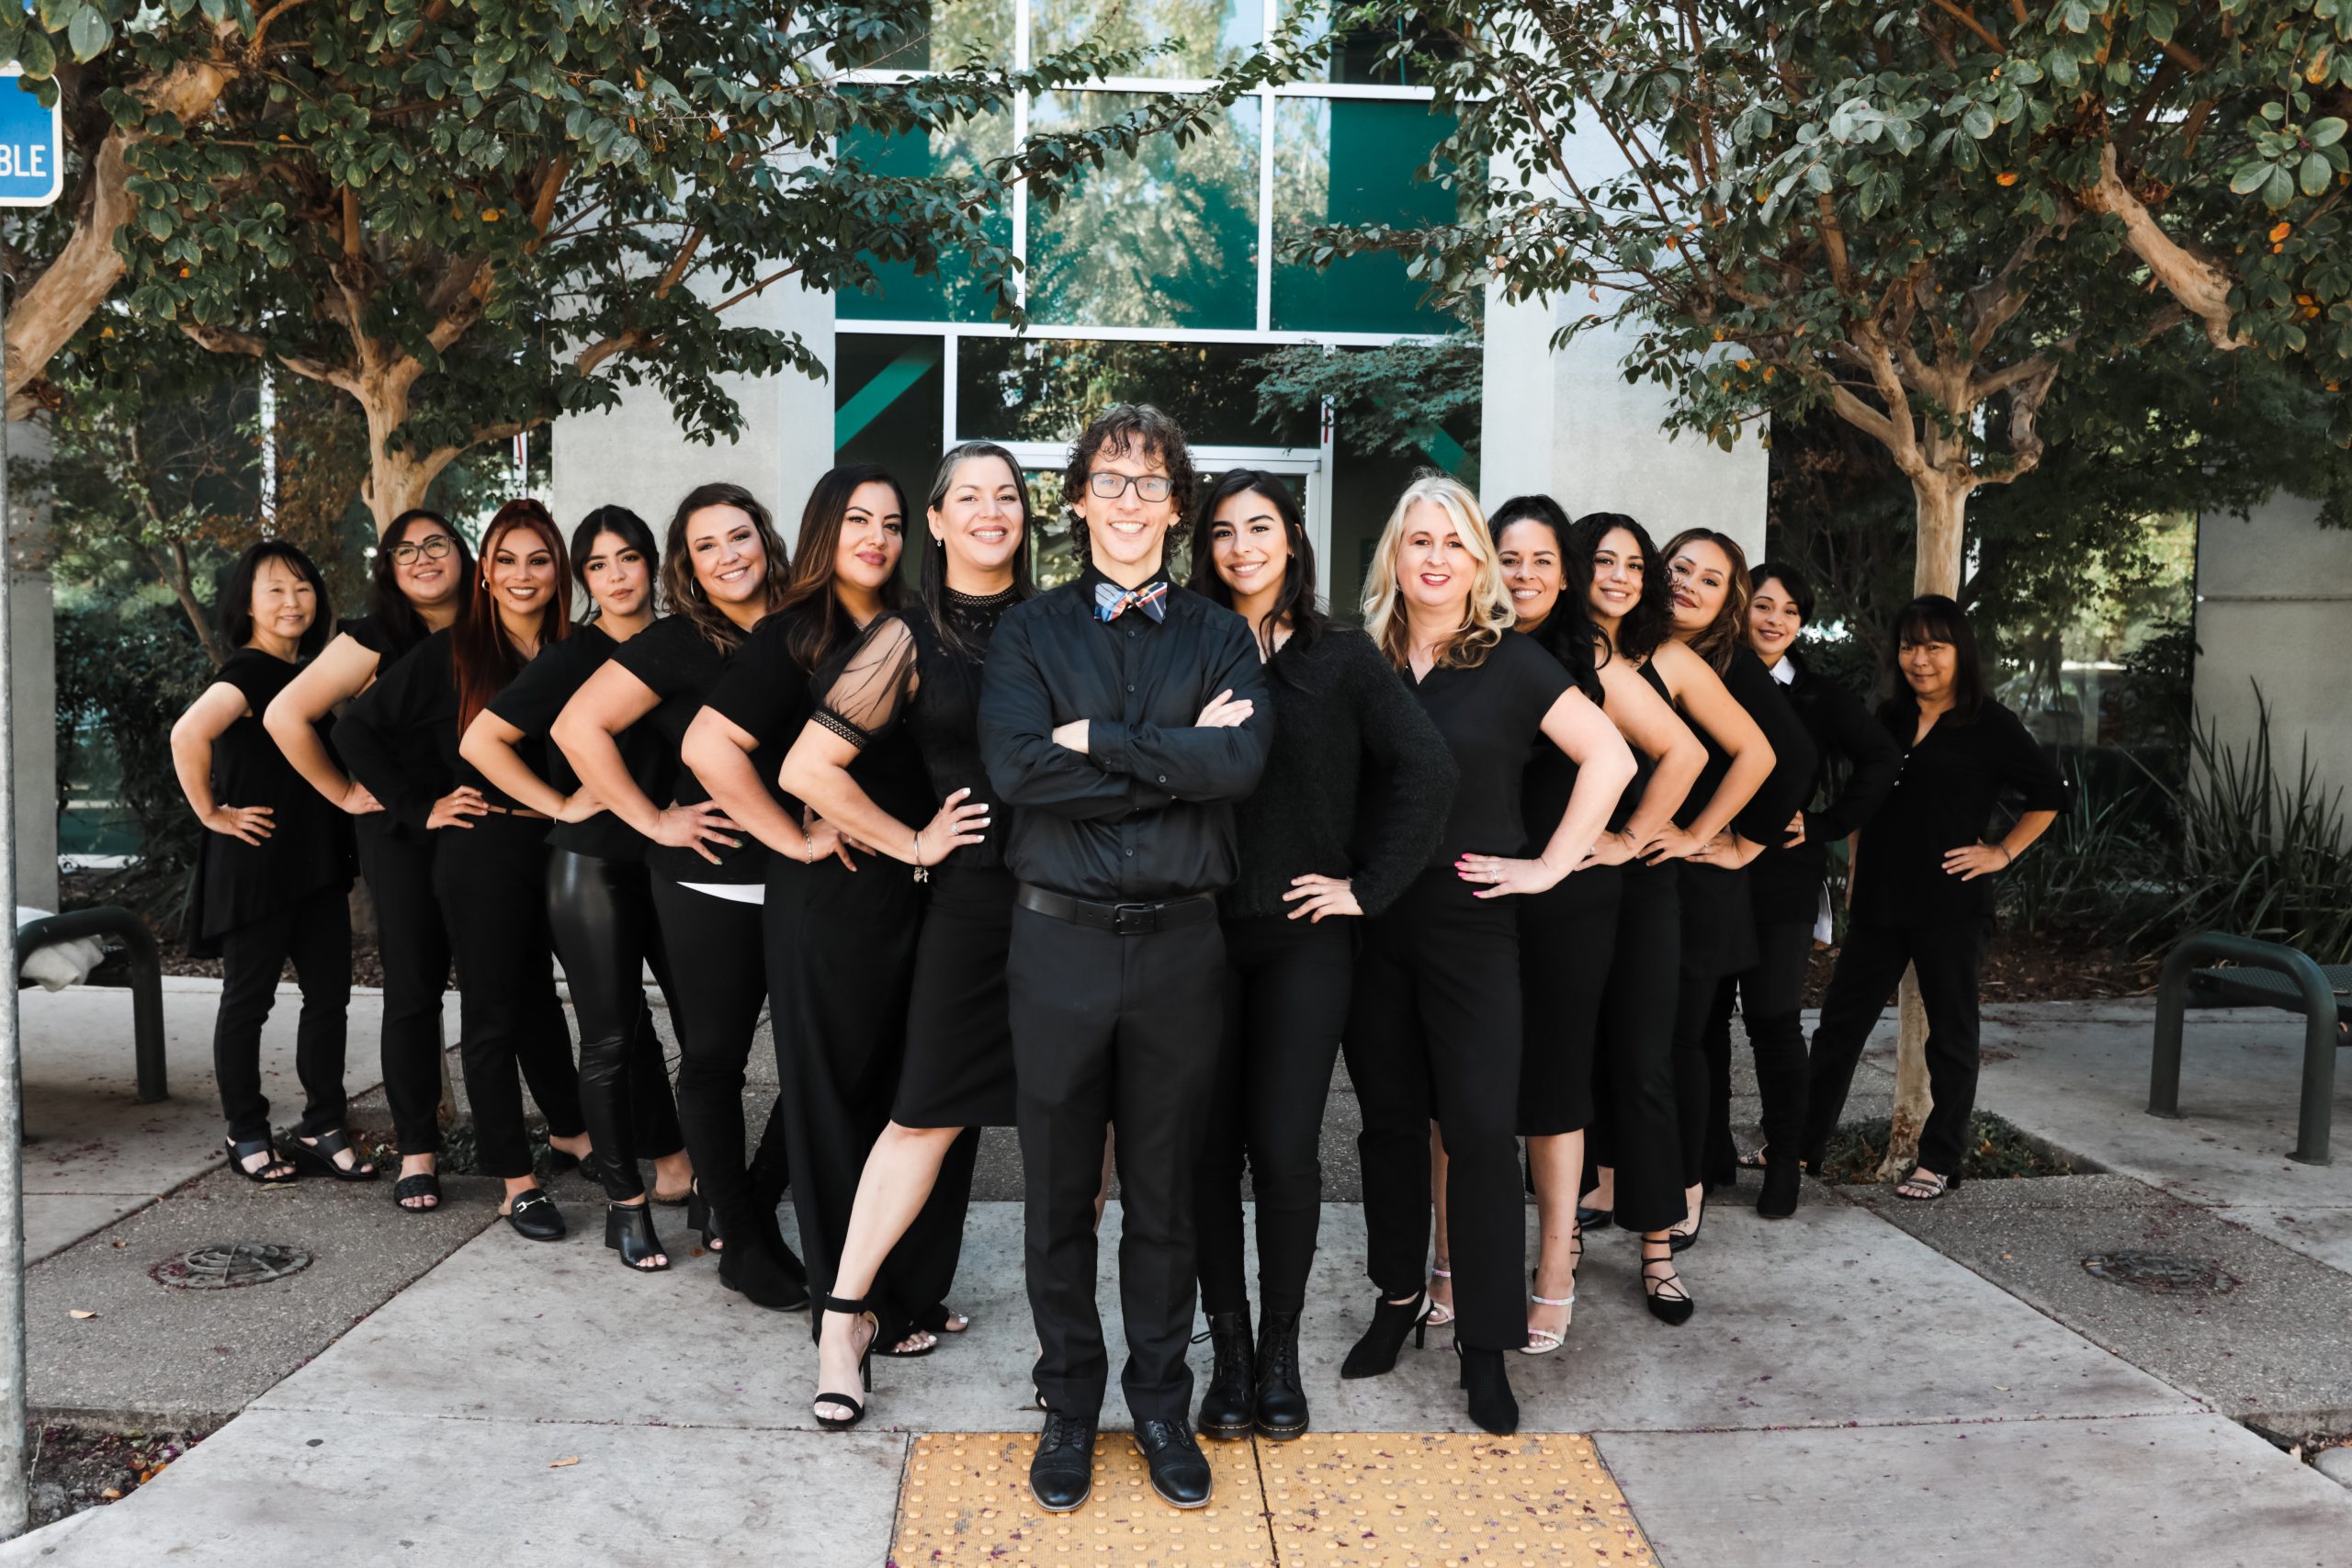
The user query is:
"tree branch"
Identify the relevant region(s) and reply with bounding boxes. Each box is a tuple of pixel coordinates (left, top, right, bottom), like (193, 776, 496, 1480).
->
(2076, 141, 2246, 350)
(1927, 1, 2005, 54)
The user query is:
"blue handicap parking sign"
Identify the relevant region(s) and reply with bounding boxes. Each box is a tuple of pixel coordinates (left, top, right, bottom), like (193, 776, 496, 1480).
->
(0, 63, 63, 208)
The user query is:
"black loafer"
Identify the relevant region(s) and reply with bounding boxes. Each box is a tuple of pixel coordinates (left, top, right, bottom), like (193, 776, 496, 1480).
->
(1133, 1418, 1212, 1509)
(503, 1186, 566, 1242)
(1029, 1412, 1098, 1513)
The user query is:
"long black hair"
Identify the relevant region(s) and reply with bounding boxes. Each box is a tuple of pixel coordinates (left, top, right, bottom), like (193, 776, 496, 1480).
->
(773, 463, 913, 673)
(1186, 468, 1326, 658)
(1491, 493, 1600, 700)
(1886, 593, 1986, 722)
(366, 507, 475, 657)
(1567, 511, 1675, 663)
(221, 539, 334, 659)
(922, 442, 1037, 660)
(570, 505, 660, 615)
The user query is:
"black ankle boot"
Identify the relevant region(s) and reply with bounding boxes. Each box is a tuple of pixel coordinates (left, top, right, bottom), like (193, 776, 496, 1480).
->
(1195, 1311, 1255, 1439)
(1340, 1291, 1430, 1380)
(1757, 1155, 1803, 1219)
(718, 1234, 809, 1311)
(1454, 1344, 1519, 1436)
(1254, 1309, 1307, 1440)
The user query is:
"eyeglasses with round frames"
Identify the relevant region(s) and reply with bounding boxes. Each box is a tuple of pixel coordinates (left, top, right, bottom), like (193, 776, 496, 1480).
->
(1087, 471, 1173, 503)
(390, 535, 456, 566)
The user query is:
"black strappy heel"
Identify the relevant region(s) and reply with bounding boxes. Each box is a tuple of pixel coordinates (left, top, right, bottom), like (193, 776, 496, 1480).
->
(288, 1126, 378, 1182)
(1340, 1289, 1431, 1380)
(812, 1292, 877, 1431)
(225, 1135, 296, 1185)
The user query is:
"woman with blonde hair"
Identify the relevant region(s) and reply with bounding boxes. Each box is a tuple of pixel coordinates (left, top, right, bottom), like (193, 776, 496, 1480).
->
(1338, 472, 1635, 1436)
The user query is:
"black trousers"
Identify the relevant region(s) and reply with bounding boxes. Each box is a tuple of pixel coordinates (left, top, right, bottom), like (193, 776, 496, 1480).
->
(547, 851, 687, 1201)
(1702, 918, 1815, 1171)
(650, 878, 793, 1253)
(356, 830, 453, 1156)
(212, 881, 353, 1146)
(1010, 903, 1224, 1426)
(1802, 915, 1990, 1177)
(766, 854, 948, 1345)
(1516, 864, 1623, 1136)
(1673, 863, 1757, 1190)
(1582, 860, 1688, 1234)
(1343, 872, 1524, 1353)
(1194, 913, 1353, 1317)
(432, 815, 583, 1179)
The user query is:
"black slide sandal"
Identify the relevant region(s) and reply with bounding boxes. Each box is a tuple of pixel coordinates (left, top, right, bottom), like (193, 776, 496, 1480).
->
(393, 1172, 441, 1212)
(225, 1136, 297, 1185)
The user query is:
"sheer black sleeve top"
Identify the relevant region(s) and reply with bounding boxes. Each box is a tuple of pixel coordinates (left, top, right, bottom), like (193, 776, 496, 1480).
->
(1408, 632, 1572, 867)
(1221, 625, 1457, 921)
(1850, 695, 2067, 928)
(486, 622, 673, 863)
(1747, 653, 1902, 922)
(191, 649, 356, 944)
(809, 590, 1020, 873)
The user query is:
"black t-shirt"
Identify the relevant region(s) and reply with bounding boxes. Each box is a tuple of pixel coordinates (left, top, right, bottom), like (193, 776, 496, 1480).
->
(1851, 696, 2068, 928)
(1410, 632, 1572, 865)
(339, 628, 552, 831)
(191, 649, 355, 942)
(486, 623, 673, 863)
(614, 613, 774, 886)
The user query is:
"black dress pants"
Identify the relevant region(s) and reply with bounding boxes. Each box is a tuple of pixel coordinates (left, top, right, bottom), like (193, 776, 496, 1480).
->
(650, 878, 793, 1256)
(1010, 903, 1224, 1426)
(1802, 915, 1990, 1178)
(1342, 872, 1524, 1354)
(212, 882, 353, 1146)
(766, 854, 944, 1344)
(1674, 863, 1758, 1190)
(356, 830, 453, 1156)
(1701, 918, 1815, 1168)
(1194, 913, 1353, 1317)
(547, 850, 687, 1201)
(1516, 864, 1623, 1136)
(1581, 860, 1688, 1234)
(433, 815, 583, 1179)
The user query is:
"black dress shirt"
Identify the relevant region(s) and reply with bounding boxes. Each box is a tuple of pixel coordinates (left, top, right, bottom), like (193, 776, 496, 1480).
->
(978, 567, 1272, 902)
(340, 629, 548, 830)
(1747, 652, 1901, 922)
(1850, 695, 2068, 928)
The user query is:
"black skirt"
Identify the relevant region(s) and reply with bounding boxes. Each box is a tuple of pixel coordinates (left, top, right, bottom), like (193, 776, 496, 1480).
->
(894, 863, 1018, 1129)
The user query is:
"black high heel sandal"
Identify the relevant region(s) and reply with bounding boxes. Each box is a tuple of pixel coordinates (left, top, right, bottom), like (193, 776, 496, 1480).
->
(287, 1127, 377, 1182)
(1454, 1343, 1520, 1436)
(605, 1202, 671, 1272)
(224, 1135, 296, 1185)
(1669, 1190, 1706, 1253)
(687, 1179, 722, 1252)
(1640, 1241, 1695, 1325)
(1340, 1290, 1431, 1380)
(811, 1292, 877, 1431)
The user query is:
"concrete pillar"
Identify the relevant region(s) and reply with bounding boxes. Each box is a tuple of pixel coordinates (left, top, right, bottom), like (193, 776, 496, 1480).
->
(6, 417, 58, 910)
(551, 276, 835, 552)
(2191, 492, 2352, 795)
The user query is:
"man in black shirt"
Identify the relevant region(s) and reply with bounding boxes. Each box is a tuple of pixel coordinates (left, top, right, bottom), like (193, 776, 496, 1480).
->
(979, 405, 1272, 1513)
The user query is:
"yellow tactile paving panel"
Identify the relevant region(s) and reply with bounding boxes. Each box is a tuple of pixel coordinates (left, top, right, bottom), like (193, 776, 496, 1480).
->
(889, 1432, 1653, 1567)
(1258, 1434, 1654, 1565)
(893, 1431, 1275, 1566)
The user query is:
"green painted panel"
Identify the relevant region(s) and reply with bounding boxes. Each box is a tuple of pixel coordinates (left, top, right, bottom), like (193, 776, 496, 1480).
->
(838, 111, 1014, 324)
(1271, 97, 1463, 335)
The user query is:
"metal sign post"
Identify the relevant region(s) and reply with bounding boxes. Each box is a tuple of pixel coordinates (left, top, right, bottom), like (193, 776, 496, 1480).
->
(1, 56, 67, 1541)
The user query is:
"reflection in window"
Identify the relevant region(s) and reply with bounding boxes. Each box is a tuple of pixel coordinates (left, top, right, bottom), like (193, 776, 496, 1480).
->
(837, 109, 1015, 323)
(957, 338, 1315, 448)
(1033, 0, 1263, 79)
(841, 0, 1015, 71)
(1271, 97, 1463, 334)
(1283, 2, 1461, 86)
(835, 335, 947, 526)
(1025, 93, 1261, 331)
(1025, 469, 1087, 589)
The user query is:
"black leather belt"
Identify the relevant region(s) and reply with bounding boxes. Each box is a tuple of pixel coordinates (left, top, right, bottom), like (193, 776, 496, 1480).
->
(1016, 884, 1217, 935)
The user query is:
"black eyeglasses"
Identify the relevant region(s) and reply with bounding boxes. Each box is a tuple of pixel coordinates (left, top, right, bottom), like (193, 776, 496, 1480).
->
(1087, 471, 1173, 503)
(390, 536, 456, 565)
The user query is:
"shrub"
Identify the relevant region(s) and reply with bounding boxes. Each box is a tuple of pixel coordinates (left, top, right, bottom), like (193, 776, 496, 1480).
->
(54, 601, 214, 880)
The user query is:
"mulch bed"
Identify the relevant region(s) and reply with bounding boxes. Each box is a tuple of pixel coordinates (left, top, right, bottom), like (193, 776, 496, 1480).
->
(19, 1423, 208, 1530)
(1804, 928, 2158, 1008)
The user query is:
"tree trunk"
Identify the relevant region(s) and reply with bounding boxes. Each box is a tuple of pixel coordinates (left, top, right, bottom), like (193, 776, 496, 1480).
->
(353, 373, 459, 540)
(1874, 469, 1970, 1181)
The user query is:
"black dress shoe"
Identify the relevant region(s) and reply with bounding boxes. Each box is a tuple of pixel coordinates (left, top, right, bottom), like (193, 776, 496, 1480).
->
(1029, 1412, 1098, 1513)
(1195, 1311, 1255, 1438)
(1133, 1418, 1212, 1508)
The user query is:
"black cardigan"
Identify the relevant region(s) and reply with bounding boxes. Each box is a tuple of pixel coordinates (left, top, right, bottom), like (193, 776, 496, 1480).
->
(1747, 652, 1902, 922)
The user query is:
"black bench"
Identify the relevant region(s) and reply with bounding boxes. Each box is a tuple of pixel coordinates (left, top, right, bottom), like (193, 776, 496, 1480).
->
(13, 906, 169, 1103)
(2148, 931, 2348, 1165)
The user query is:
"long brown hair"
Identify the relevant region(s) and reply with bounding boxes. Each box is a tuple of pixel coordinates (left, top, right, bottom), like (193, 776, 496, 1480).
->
(660, 482, 792, 651)
(1659, 526, 1754, 676)
(772, 463, 912, 673)
(455, 499, 570, 731)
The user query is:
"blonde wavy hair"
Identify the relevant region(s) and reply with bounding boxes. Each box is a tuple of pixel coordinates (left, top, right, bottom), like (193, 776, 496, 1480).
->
(1361, 471, 1512, 671)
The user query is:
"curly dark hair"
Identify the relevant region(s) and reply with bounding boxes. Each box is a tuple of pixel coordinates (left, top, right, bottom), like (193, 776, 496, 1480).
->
(1568, 511, 1676, 664)
(1061, 403, 1197, 563)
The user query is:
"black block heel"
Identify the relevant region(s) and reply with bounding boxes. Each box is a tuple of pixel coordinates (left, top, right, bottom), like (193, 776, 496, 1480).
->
(605, 1202, 671, 1272)
(1340, 1290, 1430, 1380)
(687, 1179, 721, 1252)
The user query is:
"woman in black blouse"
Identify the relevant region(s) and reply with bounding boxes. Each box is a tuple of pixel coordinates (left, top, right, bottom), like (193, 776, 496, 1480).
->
(463, 506, 693, 1270)
(171, 542, 367, 1184)
(1340, 473, 1634, 1437)
(340, 500, 589, 1239)
(264, 510, 472, 1209)
(1801, 595, 2065, 1200)
(777, 443, 1035, 1430)
(1178, 469, 1454, 1440)
(553, 482, 805, 1308)
(1709, 563, 1899, 1217)
(690, 466, 950, 1364)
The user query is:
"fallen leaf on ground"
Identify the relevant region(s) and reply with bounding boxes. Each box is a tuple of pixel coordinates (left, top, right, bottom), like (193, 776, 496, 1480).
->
(548, 1456, 581, 1469)
(68, 1310, 97, 1320)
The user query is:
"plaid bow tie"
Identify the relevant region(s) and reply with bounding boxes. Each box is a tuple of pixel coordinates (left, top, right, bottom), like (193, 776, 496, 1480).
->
(1095, 580, 1170, 624)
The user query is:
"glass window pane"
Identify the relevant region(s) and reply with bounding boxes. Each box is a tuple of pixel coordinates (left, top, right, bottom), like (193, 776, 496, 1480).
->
(837, 109, 1014, 324)
(842, 0, 1015, 70)
(1281, 2, 1461, 86)
(956, 338, 1315, 449)
(1271, 97, 1462, 334)
(834, 334, 946, 516)
(1033, 0, 1262, 80)
(1025, 92, 1261, 331)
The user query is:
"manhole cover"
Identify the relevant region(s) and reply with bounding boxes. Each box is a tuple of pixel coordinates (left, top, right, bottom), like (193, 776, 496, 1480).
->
(151, 1243, 313, 1291)
(2081, 1250, 2238, 1296)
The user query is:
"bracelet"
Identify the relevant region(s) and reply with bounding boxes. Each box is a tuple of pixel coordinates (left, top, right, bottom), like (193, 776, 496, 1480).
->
(1998, 844, 2014, 867)
(911, 829, 929, 884)
(802, 833, 815, 864)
